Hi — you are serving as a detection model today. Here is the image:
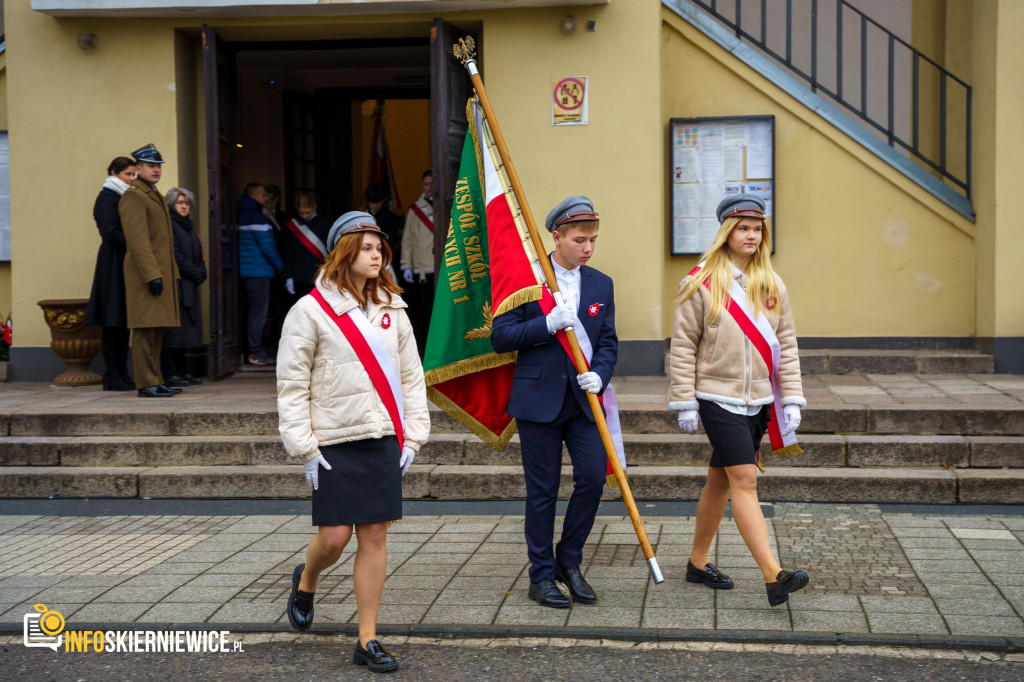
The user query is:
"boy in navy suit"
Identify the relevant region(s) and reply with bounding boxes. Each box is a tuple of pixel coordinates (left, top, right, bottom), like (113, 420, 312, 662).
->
(491, 196, 617, 608)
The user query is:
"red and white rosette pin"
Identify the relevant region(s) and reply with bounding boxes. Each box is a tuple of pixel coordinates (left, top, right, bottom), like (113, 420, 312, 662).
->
(587, 303, 600, 317)
(381, 313, 391, 329)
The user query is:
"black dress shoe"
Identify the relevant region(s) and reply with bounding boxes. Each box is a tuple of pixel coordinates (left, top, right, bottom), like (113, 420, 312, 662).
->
(158, 384, 184, 395)
(287, 563, 314, 631)
(164, 375, 191, 387)
(528, 579, 571, 608)
(766, 569, 809, 607)
(138, 386, 176, 398)
(554, 565, 597, 604)
(353, 639, 399, 673)
(686, 560, 735, 589)
(183, 374, 203, 385)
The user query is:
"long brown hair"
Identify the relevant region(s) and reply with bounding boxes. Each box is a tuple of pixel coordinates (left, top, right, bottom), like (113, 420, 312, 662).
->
(317, 232, 402, 309)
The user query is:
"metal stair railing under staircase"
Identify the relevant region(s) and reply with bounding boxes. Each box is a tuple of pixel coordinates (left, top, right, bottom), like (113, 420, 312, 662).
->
(688, 0, 971, 202)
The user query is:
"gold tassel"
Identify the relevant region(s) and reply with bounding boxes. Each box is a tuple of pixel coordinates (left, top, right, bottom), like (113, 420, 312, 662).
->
(424, 352, 517, 387)
(606, 471, 627, 488)
(387, 519, 398, 528)
(426, 386, 519, 450)
(493, 285, 544, 318)
(756, 452, 766, 474)
(772, 443, 804, 458)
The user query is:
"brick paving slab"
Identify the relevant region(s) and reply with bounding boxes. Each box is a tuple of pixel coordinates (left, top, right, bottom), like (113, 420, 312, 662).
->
(0, 503, 1022, 644)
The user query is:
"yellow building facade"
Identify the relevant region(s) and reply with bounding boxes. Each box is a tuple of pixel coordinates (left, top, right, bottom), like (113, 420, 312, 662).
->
(3, 0, 1022, 378)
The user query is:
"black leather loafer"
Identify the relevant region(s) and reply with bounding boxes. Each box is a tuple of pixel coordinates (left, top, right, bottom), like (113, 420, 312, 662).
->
(158, 384, 184, 395)
(766, 569, 809, 607)
(528, 579, 571, 608)
(138, 385, 175, 398)
(287, 563, 314, 631)
(353, 639, 399, 673)
(554, 564, 597, 604)
(183, 374, 203, 385)
(686, 560, 735, 589)
(164, 375, 191, 387)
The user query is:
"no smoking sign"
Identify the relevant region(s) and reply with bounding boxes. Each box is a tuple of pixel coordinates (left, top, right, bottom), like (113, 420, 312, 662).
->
(552, 76, 588, 126)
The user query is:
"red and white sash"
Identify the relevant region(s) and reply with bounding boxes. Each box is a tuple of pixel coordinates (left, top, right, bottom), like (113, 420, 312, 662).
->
(538, 287, 627, 486)
(286, 219, 328, 262)
(410, 203, 433, 233)
(688, 264, 801, 462)
(309, 288, 405, 448)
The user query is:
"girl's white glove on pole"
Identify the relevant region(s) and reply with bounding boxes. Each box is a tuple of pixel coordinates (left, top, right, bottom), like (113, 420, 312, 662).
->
(783, 404, 802, 436)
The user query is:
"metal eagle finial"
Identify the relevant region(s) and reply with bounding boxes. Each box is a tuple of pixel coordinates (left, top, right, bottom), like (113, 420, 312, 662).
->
(453, 36, 477, 64)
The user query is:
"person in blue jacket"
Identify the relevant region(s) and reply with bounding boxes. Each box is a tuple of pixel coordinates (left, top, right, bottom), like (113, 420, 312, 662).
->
(238, 182, 285, 366)
(491, 195, 617, 609)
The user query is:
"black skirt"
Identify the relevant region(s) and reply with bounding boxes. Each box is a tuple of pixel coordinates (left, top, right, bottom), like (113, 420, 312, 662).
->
(697, 399, 771, 468)
(312, 436, 402, 526)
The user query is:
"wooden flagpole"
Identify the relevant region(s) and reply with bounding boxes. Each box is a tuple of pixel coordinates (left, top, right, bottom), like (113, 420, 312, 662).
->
(453, 37, 663, 583)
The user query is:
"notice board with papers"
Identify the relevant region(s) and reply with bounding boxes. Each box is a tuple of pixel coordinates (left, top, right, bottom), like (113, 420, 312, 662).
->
(669, 115, 775, 256)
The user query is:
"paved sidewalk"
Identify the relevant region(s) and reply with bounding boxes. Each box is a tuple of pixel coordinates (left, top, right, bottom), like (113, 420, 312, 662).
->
(1, 502, 1023, 649)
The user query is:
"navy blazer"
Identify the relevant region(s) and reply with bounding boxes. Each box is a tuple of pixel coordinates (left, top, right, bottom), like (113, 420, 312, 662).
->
(491, 264, 617, 423)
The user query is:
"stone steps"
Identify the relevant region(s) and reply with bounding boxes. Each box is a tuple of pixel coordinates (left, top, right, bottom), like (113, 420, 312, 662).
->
(3, 402, 1023, 437)
(0, 464, 1020, 504)
(796, 348, 993, 374)
(3, 433, 1021, 469)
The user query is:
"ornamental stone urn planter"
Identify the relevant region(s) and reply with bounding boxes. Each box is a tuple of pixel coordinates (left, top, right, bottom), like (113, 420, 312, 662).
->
(37, 299, 102, 386)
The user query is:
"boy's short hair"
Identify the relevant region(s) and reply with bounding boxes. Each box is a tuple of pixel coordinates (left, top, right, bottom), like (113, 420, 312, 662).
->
(365, 183, 388, 203)
(554, 219, 599, 236)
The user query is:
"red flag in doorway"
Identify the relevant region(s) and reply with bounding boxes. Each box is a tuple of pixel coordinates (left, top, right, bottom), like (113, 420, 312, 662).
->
(367, 102, 402, 214)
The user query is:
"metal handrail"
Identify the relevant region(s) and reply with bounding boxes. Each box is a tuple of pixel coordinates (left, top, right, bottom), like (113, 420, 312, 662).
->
(693, 0, 971, 197)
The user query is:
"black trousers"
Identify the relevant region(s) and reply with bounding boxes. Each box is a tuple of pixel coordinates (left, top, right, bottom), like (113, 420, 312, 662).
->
(516, 382, 606, 583)
(241, 277, 271, 355)
(100, 326, 132, 388)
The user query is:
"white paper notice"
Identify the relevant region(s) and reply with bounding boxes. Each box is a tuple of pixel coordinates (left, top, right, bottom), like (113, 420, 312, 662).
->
(673, 148, 699, 183)
(724, 147, 743, 181)
(746, 120, 773, 179)
(673, 184, 699, 217)
(698, 217, 720, 252)
(673, 218, 700, 254)
(699, 150, 724, 185)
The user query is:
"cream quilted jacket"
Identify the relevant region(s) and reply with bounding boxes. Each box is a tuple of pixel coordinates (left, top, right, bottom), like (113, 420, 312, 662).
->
(668, 267, 805, 411)
(276, 280, 430, 463)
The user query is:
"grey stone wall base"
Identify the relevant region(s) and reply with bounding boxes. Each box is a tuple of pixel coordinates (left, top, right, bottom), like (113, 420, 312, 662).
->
(977, 337, 1024, 374)
(9, 346, 105, 382)
(797, 337, 976, 350)
(616, 339, 667, 375)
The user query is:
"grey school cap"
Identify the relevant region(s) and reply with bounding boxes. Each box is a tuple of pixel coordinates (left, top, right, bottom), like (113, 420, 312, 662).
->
(327, 211, 387, 251)
(715, 193, 766, 223)
(544, 195, 599, 232)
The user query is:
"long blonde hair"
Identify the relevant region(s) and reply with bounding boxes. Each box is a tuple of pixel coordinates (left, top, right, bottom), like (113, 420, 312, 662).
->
(677, 216, 781, 322)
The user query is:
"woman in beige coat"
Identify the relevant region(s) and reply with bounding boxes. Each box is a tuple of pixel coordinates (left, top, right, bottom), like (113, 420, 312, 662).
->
(669, 193, 809, 608)
(277, 211, 429, 673)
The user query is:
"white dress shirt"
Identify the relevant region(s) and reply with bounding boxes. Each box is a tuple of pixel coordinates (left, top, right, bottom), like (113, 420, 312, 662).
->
(550, 255, 581, 313)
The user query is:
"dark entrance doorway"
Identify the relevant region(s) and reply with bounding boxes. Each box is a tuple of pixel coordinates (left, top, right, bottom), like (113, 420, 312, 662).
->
(201, 21, 476, 378)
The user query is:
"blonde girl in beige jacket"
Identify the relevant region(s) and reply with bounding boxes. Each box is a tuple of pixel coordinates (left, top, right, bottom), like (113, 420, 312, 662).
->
(277, 211, 429, 672)
(669, 193, 809, 608)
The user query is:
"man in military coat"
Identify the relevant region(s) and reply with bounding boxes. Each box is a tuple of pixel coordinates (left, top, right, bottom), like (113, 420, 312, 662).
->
(120, 143, 181, 397)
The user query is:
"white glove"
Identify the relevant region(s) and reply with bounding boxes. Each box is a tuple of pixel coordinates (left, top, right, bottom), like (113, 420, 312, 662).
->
(545, 303, 576, 334)
(399, 446, 416, 477)
(577, 372, 602, 394)
(303, 454, 332, 491)
(285, 278, 295, 295)
(783, 404, 802, 436)
(677, 409, 699, 434)
(402, 268, 414, 283)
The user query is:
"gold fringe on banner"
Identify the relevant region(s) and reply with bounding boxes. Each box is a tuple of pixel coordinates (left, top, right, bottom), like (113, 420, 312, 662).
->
(606, 472, 628, 488)
(772, 443, 804, 458)
(424, 351, 516, 387)
(493, 285, 543, 319)
(426, 385, 519, 449)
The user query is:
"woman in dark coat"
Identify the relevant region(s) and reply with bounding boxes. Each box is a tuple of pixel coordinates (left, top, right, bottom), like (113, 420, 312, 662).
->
(86, 157, 137, 391)
(161, 188, 207, 385)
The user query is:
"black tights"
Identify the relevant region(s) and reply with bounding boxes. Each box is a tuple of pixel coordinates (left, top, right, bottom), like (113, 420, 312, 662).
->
(101, 326, 132, 388)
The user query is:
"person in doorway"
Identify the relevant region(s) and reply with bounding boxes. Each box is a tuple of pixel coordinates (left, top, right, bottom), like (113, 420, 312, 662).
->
(669, 193, 809, 607)
(282, 191, 331, 303)
(491, 195, 617, 609)
(278, 211, 429, 673)
(238, 182, 285, 366)
(399, 169, 434, 348)
(364, 182, 403, 266)
(120, 143, 181, 398)
(160, 187, 207, 386)
(86, 156, 137, 391)
(263, 184, 290, 357)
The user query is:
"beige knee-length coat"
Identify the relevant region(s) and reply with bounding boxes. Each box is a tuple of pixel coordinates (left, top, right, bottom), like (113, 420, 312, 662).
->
(119, 179, 180, 329)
